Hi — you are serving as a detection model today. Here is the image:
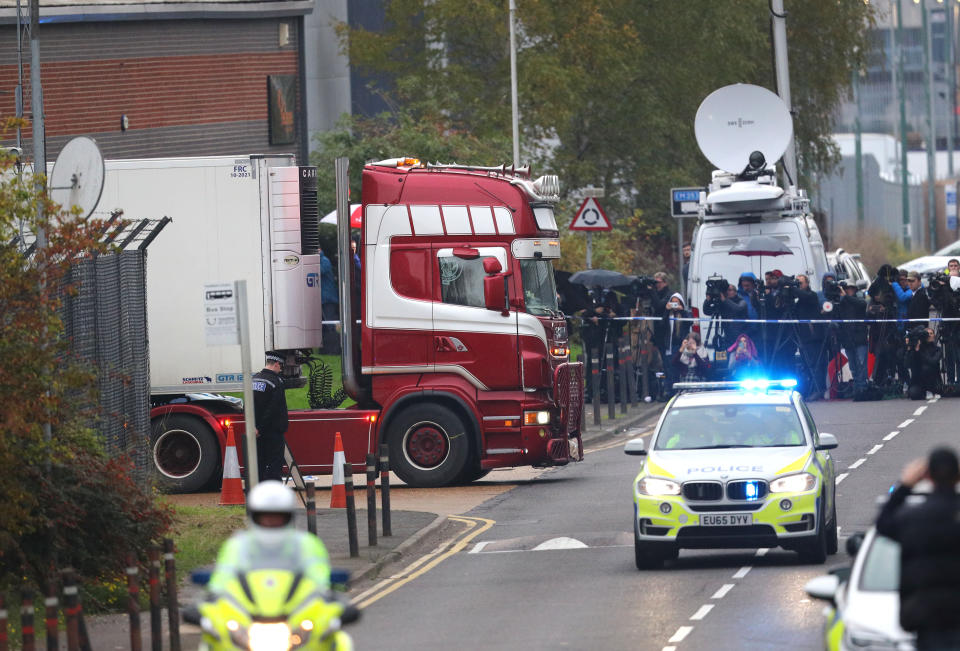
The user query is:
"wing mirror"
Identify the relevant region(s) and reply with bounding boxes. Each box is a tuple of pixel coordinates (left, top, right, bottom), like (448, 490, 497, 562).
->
(623, 437, 647, 456)
(816, 433, 838, 450)
(803, 574, 840, 603)
(483, 257, 509, 315)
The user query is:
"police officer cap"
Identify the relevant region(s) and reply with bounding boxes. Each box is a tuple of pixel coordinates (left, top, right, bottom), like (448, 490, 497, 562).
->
(265, 351, 284, 365)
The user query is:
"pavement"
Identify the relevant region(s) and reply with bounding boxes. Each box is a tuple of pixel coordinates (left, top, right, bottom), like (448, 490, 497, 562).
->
(65, 397, 661, 650)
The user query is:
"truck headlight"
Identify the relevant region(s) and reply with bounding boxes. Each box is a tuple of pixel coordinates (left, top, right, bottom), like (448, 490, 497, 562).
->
(523, 411, 550, 425)
(636, 477, 682, 497)
(769, 473, 816, 493)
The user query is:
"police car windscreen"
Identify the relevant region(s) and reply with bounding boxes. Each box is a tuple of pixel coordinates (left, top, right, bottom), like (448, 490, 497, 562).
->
(655, 404, 805, 450)
(858, 535, 900, 592)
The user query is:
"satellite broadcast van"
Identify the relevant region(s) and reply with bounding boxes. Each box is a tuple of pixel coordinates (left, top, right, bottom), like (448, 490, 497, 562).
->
(685, 84, 830, 355)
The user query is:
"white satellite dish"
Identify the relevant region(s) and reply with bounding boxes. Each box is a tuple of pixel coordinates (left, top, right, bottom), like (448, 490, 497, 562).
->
(49, 136, 105, 220)
(694, 84, 793, 175)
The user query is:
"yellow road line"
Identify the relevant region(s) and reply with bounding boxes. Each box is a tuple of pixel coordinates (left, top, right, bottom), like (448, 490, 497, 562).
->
(353, 515, 495, 609)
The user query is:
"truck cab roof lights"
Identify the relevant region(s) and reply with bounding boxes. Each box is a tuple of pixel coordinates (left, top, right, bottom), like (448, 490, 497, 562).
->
(424, 162, 531, 178)
(369, 157, 422, 168)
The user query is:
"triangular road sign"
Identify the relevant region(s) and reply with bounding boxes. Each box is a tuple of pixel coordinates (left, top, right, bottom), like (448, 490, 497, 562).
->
(569, 197, 612, 231)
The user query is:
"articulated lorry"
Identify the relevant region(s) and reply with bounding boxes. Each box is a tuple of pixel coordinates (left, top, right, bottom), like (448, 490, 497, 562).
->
(96, 154, 583, 490)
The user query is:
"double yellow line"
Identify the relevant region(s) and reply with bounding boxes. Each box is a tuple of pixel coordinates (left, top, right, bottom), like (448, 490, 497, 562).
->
(351, 515, 495, 610)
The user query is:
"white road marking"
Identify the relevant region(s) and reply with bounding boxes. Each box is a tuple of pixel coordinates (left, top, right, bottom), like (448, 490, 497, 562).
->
(712, 584, 735, 599)
(849, 458, 866, 470)
(531, 537, 588, 551)
(836, 472, 849, 484)
(898, 418, 914, 428)
(662, 647, 677, 651)
(913, 406, 927, 416)
(668, 627, 693, 643)
(867, 444, 883, 455)
(884, 431, 900, 441)
(755, 548, 769, 557)
(690, 604, 714, 621)
(733, 566, 752, 579)
(469, 541, 490, 554)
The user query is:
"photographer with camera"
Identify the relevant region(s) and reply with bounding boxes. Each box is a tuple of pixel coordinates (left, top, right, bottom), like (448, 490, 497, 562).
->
(834, 279, 869, 397)
(868, 264, 903, 389)
(702, 276, 747, 354)
(907, 271, 932, 328)
(925, 270, 960, 386)
(760, 270, 790, 378)
(905, 326, 942, 400)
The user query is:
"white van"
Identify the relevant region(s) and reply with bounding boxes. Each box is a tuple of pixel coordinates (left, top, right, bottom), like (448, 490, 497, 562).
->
(686, 172, 830, 334)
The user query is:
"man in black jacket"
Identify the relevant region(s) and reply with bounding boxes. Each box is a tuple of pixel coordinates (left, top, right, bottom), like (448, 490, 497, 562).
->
(906, 271, 931, 328)
(252, 351, 290, 481)
(905, 327, 942, 400)
(702, 281, 747, 353)
(876, 448, 960, 649)
(794, 274, 827, 400)
(651, 272, 672, 362)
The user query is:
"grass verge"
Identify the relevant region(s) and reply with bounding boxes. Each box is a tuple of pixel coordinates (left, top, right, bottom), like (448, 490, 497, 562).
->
(165, 502, 247, 581)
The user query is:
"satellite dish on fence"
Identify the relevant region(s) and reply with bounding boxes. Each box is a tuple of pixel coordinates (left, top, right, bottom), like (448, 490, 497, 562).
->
(49, 136, 105, 220)
(694, 84, 793, 175)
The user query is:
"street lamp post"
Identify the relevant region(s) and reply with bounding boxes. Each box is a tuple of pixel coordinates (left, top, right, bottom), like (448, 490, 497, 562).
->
(508, 0, 520, 168)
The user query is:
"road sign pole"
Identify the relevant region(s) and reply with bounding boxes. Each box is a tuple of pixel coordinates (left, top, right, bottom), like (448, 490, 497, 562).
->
(235, 279, 259, 488)
(677, 219, 684, 298)
(586, 232, 593, 270)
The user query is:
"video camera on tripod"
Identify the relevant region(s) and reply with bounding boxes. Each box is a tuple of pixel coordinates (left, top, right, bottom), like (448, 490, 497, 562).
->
(704, 275, 730, 310)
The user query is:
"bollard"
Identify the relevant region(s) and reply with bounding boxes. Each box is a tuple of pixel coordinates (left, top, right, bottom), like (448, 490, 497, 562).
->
(577, 354, 587, 432)
(605, 343, 616, 420)
(20, 589, 35, 651)
(126, 553, 142, 651)
(62, 570, 79, 651)
(625, 336, 638, 408)
(379, 444, 392, 537)
(591, 348, 601, 426)
(45, 579, 58, 651)
(163, 539, 181, 651)
(0, 593, 7, 651)
(366, 453, 378, 547)
(306, 481, 318, 536)
(640, 336, 650, 401)
(618, 337, 629, 415)
(148, 546, 162, 651)
(343, 462, 360, 557)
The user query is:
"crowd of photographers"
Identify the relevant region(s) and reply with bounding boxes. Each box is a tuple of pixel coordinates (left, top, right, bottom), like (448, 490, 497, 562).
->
(575, 258, 960, 403)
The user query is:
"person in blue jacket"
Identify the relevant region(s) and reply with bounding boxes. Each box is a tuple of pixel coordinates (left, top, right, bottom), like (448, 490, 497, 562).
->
(318, 246, 340, 354)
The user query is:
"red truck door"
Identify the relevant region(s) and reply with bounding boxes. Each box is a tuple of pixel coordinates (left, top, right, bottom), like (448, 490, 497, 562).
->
(432, 245, 519, 390)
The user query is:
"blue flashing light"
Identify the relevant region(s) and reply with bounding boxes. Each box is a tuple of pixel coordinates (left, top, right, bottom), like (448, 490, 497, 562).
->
(738, 378, 798, 392)
(745, 481, 759, 501)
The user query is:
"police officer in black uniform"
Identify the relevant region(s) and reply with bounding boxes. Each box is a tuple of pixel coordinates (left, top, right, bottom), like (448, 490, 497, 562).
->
(253, 351, 289, 481)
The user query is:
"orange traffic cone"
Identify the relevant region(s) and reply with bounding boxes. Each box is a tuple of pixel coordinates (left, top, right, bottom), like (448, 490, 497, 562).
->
(219, 424, 245, 506)
(330, 432, 346, 508)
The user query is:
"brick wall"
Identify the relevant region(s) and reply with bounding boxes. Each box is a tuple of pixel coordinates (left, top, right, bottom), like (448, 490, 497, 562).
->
(0, 16, 306, 161)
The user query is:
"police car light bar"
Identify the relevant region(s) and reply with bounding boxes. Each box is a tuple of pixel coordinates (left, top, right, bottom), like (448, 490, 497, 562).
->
(672, 379, 798, 392)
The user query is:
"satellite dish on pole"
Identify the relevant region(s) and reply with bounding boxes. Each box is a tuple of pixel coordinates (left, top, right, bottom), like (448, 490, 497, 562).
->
(49, 136, 105, 220)
(694, 84, 793, 175)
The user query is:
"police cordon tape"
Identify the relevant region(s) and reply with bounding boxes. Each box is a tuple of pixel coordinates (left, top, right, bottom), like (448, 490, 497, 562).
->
(320, 316, 960, 325)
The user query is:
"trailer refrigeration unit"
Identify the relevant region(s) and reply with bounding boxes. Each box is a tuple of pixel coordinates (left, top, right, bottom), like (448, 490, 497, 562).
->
(135, 154, 583, 490)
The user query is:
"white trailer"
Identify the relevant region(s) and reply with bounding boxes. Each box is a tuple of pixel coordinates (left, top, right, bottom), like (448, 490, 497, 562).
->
(88, 154, 324, 396)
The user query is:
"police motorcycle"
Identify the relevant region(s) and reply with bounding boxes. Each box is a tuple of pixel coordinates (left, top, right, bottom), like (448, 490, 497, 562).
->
(184, 481, 360, 650)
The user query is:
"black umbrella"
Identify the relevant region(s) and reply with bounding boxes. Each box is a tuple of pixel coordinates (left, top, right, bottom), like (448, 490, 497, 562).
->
(568, 269, 636, 289)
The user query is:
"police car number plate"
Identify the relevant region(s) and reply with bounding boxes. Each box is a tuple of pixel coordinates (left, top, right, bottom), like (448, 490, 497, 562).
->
(699, 514, 753, 526)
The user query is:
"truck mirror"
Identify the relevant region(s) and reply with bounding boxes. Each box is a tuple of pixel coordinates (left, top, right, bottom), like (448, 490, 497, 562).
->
(482, 257, 502, 274)
(453, 247, 481, 260)
(484, 274, 508, 315)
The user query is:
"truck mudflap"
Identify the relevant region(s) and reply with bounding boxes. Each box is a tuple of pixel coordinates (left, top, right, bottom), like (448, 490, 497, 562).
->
(552, 362, 584, 462)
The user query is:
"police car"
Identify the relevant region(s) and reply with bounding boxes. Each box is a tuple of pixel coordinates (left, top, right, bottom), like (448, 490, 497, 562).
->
(624, 379, 838, 569)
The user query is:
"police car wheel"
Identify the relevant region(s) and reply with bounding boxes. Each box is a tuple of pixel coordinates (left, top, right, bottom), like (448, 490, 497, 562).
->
(150, 414, 220, 493)
(826, 502, 839, 555)
(634, 533, 674, 570)
(388, 403, 470, 488)
(797, 503, 829, 564)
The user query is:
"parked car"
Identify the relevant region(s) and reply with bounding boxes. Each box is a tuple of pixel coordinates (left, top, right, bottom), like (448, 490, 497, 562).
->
(827, 248, 870, 288)
(900, 238, 960, 276)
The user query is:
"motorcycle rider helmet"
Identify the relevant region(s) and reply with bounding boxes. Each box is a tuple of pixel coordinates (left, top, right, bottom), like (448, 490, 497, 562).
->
(248, 480, 297, 529)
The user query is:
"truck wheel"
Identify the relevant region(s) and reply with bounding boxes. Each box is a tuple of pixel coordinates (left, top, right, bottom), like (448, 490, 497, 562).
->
(388, 403, 470, 487)
(151, 414, 220, 493)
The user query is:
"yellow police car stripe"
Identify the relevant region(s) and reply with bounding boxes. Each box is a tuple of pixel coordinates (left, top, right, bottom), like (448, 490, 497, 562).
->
(645, 458, 675, 479)
(775, 451, 811, 476)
